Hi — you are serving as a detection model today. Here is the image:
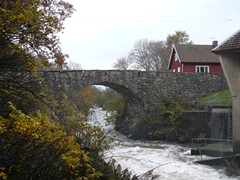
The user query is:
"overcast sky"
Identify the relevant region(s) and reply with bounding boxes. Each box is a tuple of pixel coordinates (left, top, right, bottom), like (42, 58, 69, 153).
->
(59, 0, 240, 70)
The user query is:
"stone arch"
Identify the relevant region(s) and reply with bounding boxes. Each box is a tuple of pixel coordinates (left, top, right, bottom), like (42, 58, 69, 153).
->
(85, 81, 145, 137)
(95, 82, 143, 110)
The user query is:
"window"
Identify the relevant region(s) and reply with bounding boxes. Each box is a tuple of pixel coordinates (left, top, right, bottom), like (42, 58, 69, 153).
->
(174, 54, 178, 61)
(196, 66, 209, 73)
(177, 67, 180, 72)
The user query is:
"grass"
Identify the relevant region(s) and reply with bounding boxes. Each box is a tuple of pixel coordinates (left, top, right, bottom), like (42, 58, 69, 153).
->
(199, 89, 232, 106)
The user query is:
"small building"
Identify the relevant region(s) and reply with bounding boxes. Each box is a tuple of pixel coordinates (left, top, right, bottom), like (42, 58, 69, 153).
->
(168, 42, 223, 74)
(212, 29, 240, 154)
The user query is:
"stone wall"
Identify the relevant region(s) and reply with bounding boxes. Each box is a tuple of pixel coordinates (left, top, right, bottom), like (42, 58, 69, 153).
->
(125, 111, 211, 141)
(129, 109, 230, 142)
(38, 70, 228, 137)
(39, 70, 228, 111)
(0, 70, 228, 138)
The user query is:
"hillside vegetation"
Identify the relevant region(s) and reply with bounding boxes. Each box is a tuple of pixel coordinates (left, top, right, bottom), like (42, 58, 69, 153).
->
(199, 89, 231, 107)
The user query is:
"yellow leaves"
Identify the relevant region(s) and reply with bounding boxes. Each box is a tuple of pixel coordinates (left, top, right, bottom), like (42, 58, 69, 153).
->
(0, 123, 6, 134)
(0, 0, 74, 67)
(73, 87, 95, 114)
(6, 104, 65, 143)
(0, 172, 7, 180)
(31, 133, 40, 140)
(79, 112, 86, 121)
(0, 167, 7, 180)
(9, 13, 26, 23)
(14, 124, 27, 133)
(61, 137, 83, 170)
(0, 103, 101, 179)
(0, 116, 10, 134)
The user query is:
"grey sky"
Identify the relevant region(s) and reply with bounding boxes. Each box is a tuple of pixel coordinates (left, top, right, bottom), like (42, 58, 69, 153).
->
(59, 0, 240, 70)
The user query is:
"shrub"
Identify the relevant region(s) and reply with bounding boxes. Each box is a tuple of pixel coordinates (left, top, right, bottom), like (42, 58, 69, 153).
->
(0, 103, 101, 179)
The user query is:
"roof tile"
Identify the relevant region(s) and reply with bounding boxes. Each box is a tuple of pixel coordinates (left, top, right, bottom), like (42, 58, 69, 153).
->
(174, 44, 219, 63)
(212, 29, 240, 54)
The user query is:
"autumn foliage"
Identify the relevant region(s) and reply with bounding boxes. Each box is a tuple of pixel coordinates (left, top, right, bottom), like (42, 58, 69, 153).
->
(0, 103, 101, 179)
(0, 0, 74, 68)
(0, 0, 120, 178)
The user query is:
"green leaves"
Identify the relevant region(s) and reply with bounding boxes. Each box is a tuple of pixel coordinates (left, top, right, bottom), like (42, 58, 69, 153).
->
(166, 30, 192, 47)
(0, 103, 101, 179)
(0, 0, 74, 68)
(160, 99, 185, 142)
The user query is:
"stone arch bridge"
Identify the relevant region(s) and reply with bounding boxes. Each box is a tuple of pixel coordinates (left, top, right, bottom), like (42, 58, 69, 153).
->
(39, 70, 227, 138)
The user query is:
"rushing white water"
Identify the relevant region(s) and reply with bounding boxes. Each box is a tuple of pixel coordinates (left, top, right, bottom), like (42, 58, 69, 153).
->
(87, 108, 239, 180)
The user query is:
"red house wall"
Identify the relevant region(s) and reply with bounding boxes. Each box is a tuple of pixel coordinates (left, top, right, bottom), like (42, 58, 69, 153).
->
(183, 63, 223, 74)
(169, 50, 223, 74)
(170, 60, 182, 72)
(209, 64, 223, 74)
(169, 51, 182, 72)
(182, 64, 195, 72)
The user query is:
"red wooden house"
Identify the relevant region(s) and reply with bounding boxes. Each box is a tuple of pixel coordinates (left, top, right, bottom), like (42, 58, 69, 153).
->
(168, 42, 223, 74)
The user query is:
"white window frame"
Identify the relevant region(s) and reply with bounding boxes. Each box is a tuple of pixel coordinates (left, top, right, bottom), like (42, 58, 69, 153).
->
(174, 54, 178, 62)
(177, 67, 181, 72)
(195, 65, 209, 73)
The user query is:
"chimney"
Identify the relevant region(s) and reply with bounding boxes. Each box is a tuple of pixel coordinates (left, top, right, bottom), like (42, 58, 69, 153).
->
(212, 40, 218, 48)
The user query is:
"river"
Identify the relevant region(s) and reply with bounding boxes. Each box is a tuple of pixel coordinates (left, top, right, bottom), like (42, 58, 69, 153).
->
(87, 108, 239, 180)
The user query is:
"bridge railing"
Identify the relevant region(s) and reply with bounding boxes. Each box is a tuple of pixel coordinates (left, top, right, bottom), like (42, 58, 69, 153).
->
(192, 138, 233, 159)
(192, 138, 233, 146)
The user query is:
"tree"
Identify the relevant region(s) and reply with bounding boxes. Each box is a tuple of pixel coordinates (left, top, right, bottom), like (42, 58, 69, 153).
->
(128, 39, 167, 71)
(72, 87, 95, 115)
(128, 39, 152, 71)
(158, 45, 171, 70)
(166, 30, 192, 47)
(0, 0, 74, 116)
(0, 70, 53, 117)
(114, 31, 192, 71)
(0, 0, 74, 69)
(67, 61, 82, 70)
(102, 88, 125, 117)
(159, 99, 186, 142)
(0, 103, 101, 179)
(0, 1, 124, 178)
(147, 41, 168, 71)
(113, 57, 132, 70)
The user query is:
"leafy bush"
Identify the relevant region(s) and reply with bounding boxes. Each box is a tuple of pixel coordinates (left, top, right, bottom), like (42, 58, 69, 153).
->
(159, 99, 186, 142)
(0, 103, 101, 179)
(147, 99, 186, 142)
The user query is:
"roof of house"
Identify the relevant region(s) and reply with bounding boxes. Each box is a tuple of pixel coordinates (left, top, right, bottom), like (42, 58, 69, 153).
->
(212, 29, 240, 54)
(173, 44, 219, 63)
